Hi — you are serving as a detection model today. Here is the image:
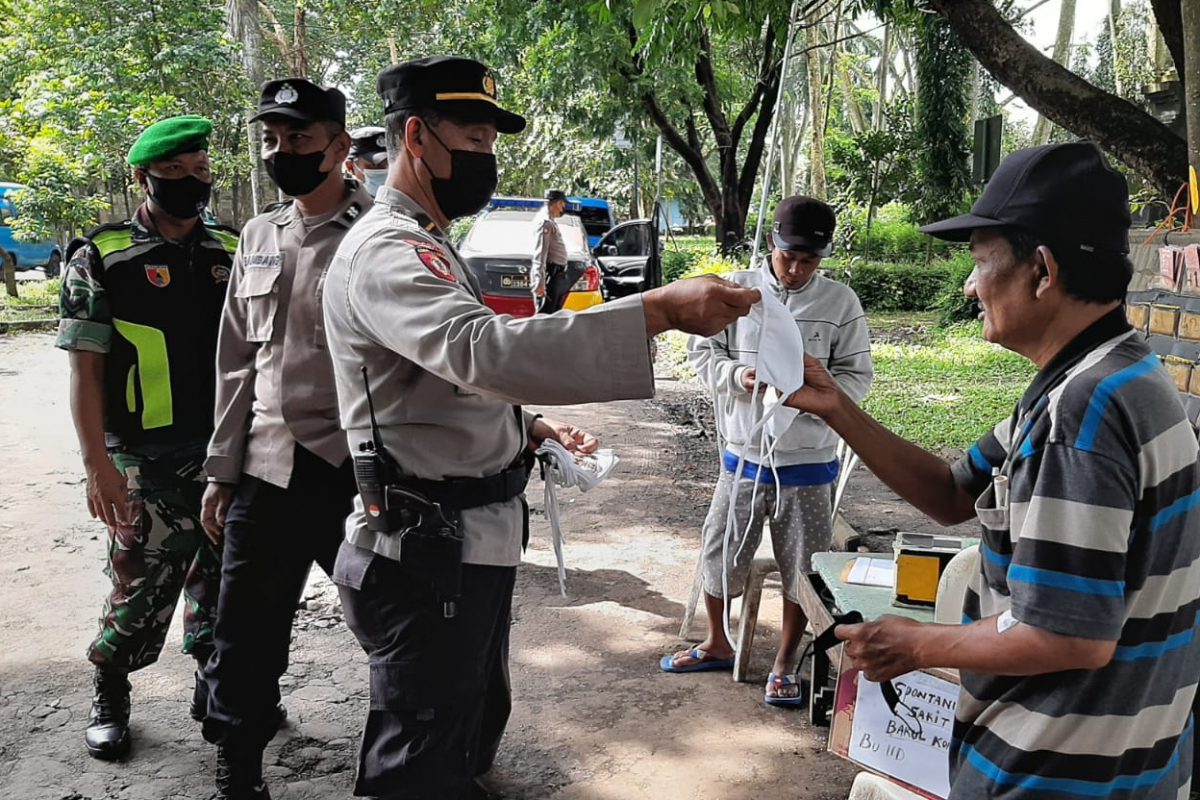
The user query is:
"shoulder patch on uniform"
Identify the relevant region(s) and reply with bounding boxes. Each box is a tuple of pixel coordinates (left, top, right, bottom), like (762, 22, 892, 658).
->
(401, 238, 456, 283)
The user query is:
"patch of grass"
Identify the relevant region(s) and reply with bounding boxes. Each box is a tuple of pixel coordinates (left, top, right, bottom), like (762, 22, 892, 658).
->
(1, 278, 60, 323)
(862, 322, 1035, 451)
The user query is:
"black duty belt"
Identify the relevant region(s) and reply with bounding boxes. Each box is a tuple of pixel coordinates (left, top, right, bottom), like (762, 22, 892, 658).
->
(389, 456, 533, 516)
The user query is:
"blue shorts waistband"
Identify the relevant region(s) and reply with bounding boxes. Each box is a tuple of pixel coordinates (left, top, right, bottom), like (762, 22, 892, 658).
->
(722, 450, 838, 486)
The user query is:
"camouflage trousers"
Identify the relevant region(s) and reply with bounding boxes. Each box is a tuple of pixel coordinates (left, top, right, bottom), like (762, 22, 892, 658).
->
(87, 442, 222, 673)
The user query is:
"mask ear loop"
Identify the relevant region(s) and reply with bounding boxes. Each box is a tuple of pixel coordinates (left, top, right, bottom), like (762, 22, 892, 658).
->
(718, 305, 769, 651)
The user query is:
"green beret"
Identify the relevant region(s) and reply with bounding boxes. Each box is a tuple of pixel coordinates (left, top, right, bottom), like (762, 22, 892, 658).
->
(127, 115, 213, 167)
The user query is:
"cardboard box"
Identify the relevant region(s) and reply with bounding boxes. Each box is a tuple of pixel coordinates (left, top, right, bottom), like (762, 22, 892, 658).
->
(1149, 305, 1182, 336)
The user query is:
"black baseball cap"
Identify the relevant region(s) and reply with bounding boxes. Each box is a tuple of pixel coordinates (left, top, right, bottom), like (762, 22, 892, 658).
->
(348, 126, 387, 164)
(376, 56, 526, 134)
(250, 78, 346, 126)
(545, 190, 567, 203)
(920, 141, 1130, 254)
(772, 196, 836, 256)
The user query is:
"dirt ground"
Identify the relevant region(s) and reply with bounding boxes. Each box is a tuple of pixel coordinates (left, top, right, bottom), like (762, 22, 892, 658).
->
(0, 330, 968, 800)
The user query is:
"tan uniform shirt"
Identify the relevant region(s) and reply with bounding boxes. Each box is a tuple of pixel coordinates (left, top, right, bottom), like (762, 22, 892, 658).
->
(323, 187, 654, 566)
(529, 210, 568, 293)
(207, 182, 373, 487)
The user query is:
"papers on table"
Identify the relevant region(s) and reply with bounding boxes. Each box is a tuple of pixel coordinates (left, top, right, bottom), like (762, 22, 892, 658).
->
(845, 556, 896, 589)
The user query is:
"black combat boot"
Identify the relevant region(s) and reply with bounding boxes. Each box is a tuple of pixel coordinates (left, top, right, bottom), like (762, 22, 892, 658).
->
(209, 745, 271, 800)
(85, 667, 131, 760)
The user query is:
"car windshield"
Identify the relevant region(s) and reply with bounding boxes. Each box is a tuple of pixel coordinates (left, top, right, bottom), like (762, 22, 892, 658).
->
(462, 210, 588, 257)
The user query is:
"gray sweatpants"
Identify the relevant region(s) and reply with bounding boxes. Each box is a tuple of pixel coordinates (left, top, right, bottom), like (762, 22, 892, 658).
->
(700, 470, 833, 604)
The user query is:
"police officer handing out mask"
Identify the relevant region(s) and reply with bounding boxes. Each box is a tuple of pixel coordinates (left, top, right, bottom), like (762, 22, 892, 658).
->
(345, 125, 389, 196)
(320, 56, 760, 800)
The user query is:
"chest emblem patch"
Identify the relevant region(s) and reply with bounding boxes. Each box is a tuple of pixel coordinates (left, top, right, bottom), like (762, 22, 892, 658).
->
(145, 265, 171, 288)
(403, 239, 457, 283)
(211, 264, 231, 284)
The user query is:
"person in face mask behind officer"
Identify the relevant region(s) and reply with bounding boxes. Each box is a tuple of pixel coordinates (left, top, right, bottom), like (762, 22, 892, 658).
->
(197, 79, 372, 800)
(56, 115, 239, 762)
(323, 56, 759, 800)
(345, 125, 389, 196)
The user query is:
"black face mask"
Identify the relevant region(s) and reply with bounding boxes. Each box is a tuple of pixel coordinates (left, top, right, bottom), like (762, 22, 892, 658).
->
(419, 123, 498, 220)
(146, 174, 211, 220)
(265, 142, 333, 197)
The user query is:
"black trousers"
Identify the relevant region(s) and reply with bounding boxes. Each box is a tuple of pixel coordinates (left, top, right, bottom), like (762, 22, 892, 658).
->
(538, 263, 572, 314)
(334, 540, 516, 799)
(202, 445, 356, 749)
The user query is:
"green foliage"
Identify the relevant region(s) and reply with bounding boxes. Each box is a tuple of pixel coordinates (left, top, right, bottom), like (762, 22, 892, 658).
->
(0, 277, 61, 323)
(682, 251, 743, 279)
(824, 260, 953, 312)
(912, 13, 972, 225)
(10, 135, 109, 243)
(834, 203, 953, 262)
(862, 321, 1035, 450)
(932, 251, 979, 325)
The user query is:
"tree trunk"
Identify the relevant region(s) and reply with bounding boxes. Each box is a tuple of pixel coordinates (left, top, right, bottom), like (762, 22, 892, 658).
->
(3, 250, 17, 299)
(806, 24, 826, 200)
(1108, 0, 1123, 96)
(876, 23, 891, 130)
(926, 0, 1188, 198)
(1184, 0, 1200, 212)
(1032, 0, 1077, 145)
(227, 0, 269, 212)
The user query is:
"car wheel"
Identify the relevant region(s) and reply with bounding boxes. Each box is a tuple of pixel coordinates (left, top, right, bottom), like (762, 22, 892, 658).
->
(44, 251, 61, 278)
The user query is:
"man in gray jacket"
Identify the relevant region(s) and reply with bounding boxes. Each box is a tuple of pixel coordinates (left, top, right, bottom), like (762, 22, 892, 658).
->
(661, 197, 873, 708)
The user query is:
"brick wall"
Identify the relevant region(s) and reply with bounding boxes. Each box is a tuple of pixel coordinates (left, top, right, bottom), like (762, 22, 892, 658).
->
(1126, 228, 1200, 433)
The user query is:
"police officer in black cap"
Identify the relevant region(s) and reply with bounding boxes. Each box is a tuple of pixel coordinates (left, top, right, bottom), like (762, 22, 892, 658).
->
(321, 55, 759, 800)
(346, 125, 389, 196)
(199, 77, 372, 800)
(531, 188, 572, 313)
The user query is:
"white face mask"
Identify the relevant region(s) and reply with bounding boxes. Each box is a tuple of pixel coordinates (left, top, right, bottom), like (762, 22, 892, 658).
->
(744, 289, 806, 438)
(361, 168, 388, 196)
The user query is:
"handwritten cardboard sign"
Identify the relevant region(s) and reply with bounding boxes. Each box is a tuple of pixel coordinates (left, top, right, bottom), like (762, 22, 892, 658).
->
(829, 667, 959, 799)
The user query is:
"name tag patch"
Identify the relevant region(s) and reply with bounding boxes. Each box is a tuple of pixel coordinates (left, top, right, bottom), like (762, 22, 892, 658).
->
(244, 253, 283, 269)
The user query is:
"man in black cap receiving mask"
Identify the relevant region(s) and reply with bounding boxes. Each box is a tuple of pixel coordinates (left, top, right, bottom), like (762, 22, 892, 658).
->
(530, 188, 571, 313)
(58, 114, 237, 762)
(322, 56, 759, 799)
(785, 142, 1200, 798)
(664, 196, 872, 709)
(199, 78, 372, 800)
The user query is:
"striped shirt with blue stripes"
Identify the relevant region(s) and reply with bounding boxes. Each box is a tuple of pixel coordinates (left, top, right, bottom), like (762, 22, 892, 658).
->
(948, 309, 1200, 799)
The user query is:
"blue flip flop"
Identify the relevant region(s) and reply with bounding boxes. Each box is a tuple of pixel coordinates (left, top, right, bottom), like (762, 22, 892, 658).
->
(764, 673, 809, 707)
(659, 646, 735, 673)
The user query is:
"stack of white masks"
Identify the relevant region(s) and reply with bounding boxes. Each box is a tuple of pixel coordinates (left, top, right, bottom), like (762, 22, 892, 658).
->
(535, 439, 620, 596)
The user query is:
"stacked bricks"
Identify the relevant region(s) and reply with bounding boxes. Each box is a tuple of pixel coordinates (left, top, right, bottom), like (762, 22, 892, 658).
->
(1127, 233, 1200, 436)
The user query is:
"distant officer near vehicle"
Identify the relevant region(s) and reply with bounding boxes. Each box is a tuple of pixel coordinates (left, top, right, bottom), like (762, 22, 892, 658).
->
(56, 114, 237, 761)
(322, 55, 760, 800)
(199, 78, 372, 800)
(530, 188, 572, 313)
(345, 125, 388, 196)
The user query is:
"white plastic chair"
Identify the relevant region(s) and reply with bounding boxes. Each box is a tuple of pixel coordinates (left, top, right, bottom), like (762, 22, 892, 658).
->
(677, 439, 860, 682)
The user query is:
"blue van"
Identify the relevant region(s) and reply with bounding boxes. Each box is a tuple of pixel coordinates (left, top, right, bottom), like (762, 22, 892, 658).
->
(0, 183, 63, 277)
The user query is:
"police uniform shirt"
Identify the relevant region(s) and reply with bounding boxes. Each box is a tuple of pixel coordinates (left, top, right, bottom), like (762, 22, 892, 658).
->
(56, 205, 238, 448)
(207, 181, 373, 487)
(529, 207, 568, 293)
(323, 185, 655, 567)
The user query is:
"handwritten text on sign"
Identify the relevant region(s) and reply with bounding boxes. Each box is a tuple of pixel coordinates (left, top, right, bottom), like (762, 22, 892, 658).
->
(846, 670, 958, 799)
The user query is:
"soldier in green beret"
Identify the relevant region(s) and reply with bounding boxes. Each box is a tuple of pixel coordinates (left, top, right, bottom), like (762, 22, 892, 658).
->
(57, 114, 240, 761)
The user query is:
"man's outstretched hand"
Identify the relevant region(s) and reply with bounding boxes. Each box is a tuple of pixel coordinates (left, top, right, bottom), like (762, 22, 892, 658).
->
(784, 355, 846, 421)
(643, 275, 759, 338)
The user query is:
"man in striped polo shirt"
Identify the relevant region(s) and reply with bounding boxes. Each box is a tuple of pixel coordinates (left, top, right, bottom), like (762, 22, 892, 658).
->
(786, 141, 1200, 798)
